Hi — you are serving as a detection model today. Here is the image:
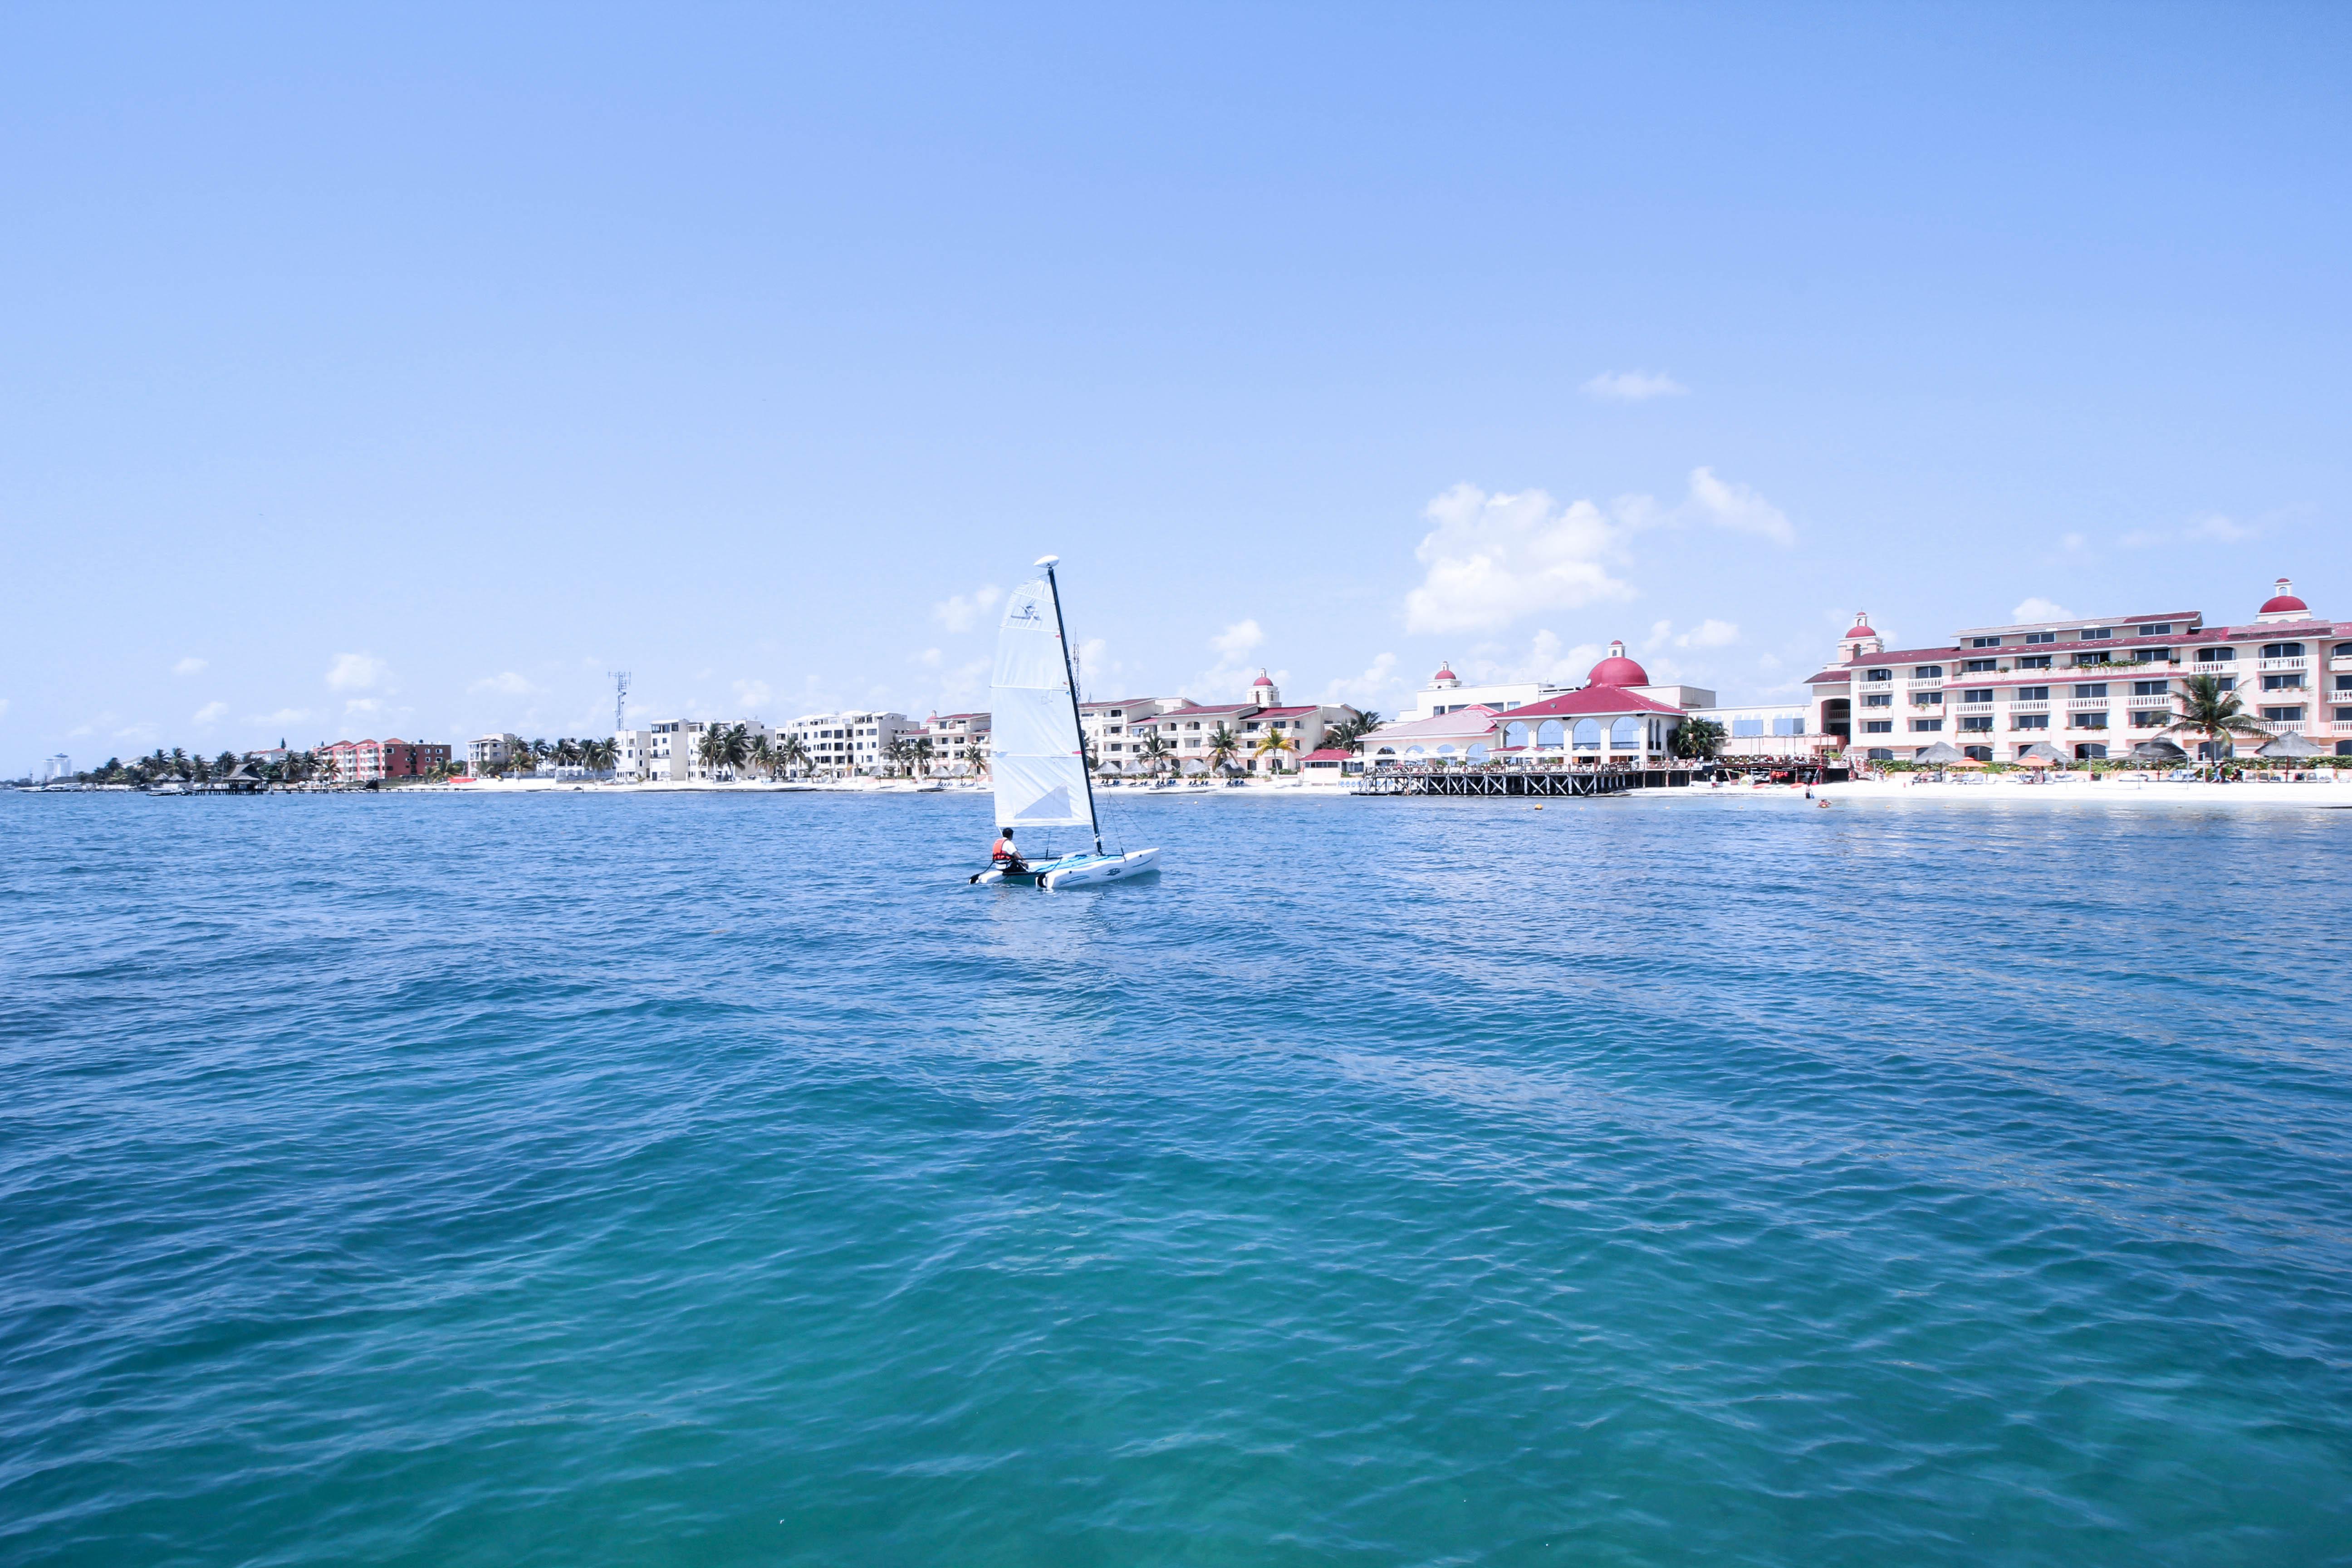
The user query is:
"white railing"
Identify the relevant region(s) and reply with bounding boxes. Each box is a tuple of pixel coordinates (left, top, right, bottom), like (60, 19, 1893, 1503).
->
(2259, 657, 2308, 672)
(2192, 659, 2238, 673)
(2332, 655, 2352, 674)
(2067, 696, 2112, 710)
(2004, 700, 2049, 714)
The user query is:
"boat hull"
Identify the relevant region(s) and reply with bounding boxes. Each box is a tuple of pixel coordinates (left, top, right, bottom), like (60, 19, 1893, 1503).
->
(973, 848, 1161, 890)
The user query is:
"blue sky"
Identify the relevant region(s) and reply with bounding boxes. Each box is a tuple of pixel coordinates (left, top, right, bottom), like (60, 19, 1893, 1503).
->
(4, 3, 2347, 764)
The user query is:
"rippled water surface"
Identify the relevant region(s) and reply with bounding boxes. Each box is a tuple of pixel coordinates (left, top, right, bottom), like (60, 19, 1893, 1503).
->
(5, 788, 2351, 1566)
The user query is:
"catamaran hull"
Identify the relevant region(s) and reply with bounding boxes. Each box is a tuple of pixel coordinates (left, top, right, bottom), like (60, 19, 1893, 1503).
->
(974, 848, 1161, 890)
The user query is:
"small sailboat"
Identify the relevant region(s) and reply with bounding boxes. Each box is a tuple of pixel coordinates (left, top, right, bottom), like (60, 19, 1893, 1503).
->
(971, 556, 1162, 890)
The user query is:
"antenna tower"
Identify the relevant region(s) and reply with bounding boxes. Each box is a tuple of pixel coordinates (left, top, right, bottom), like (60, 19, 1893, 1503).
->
(608, 671, 632, 735)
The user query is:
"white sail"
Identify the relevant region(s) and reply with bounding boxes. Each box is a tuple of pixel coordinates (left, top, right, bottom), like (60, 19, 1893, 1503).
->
(990, 577, 1094, 829)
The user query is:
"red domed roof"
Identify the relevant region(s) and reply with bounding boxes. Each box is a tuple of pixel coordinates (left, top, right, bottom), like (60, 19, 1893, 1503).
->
(1587, 641, 1649, 688)
(1844, 620, 1877, 640)
(2260, 578, 2308, 615)
(1433, 663, 1457, 681)
(1251, 670, 1275, 686)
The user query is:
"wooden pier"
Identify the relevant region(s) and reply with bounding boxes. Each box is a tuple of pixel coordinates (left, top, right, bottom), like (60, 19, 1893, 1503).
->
(1350, 766, 1682, 799)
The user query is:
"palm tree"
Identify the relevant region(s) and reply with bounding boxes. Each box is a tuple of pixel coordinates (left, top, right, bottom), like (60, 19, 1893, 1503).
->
(2166, 672, 2270, 775)
(965, 734, 990, 780)
(1204, 723, 1241, 777)
(882, 737, 912, 777)
(1325, 710, 1382, 753)
(1134, 732, 1172, 778)
(910, 736, 934, 778)
(695, 723, 727, 779)
(169, 747, 189, 779)
(774, 734, 810, 778)
(1252, 726, 1298, 775)
(748, 735, 774, 779)
(1670, 717, 1726, 761)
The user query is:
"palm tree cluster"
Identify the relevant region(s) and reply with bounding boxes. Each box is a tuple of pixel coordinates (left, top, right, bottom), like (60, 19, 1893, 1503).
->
(2165, 672, 2273, 774)
(486, 737, 622, 778)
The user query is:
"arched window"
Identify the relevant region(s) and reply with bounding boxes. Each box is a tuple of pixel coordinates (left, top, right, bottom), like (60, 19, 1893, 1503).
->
(1610, 716, 1642, 747)
(1373, 746, 1394, 756)
(1504, 721, 1530, 749)
(1537, 720, 1565, 748)
(2262, 642, 2306, 659)
(1404, 745, 1424, 758)
(1436, 744, 1456, 756)
(1573, 719, 1602, 749)
(1466, 743, 1489, 762)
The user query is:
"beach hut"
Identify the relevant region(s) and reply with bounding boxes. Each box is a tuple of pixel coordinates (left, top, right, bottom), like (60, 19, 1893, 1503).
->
(2129, 738, 2188, 764)
(2016, 741, 2066, 772)
(1914, 741, 1965, 765)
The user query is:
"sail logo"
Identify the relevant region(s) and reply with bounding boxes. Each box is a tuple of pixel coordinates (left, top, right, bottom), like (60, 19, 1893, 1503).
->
(1008, 603, 1043, 626)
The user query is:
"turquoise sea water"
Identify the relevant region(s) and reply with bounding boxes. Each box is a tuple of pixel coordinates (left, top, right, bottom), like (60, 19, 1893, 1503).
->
(4, 788, 2350, 1566)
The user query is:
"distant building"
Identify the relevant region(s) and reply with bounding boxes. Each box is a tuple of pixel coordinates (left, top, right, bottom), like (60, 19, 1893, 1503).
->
(1127, 671, 1358, 775)
(38, 754, 70, 783)
(909, 711, 990, 775)
(785, 710, 916, 777)
(1078, 696, 1176, 773)
(319, 737, 450, 783)
(468, 734, 522, 776)
(1807, 578, 2351, 762)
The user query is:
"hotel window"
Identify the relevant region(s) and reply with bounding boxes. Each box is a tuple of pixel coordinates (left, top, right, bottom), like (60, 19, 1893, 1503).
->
(1960, 715, 1994, 732)
(1912, 664, 1944, 679)
(2024, 631, 2055, 644)
(2011, 714, 2048, 730)
(2260, 642, 2306, 660)
(2138, 623, 2173, 636)
(2019, 655, 2053, 670)
(2337, 707, 2352, 722)
(1773, 717, 1805, 735)
(2263, 673, 2304, 691)
(1963, 689, 1994, 704)
(2215, 676, 2237, 691)
(2017, 686, 2049, 702)
(2073, 683, 2108, 699)
(1909, 719, 1943, 733)
(1732, 718, 1764, 736)
(2070, 713, 2108, 730)
(1914, 691, 1943, 705)
(1970, 636, 2000, 648)
(2078, 627, 2112, 640)
(2132, 648, 2169, 663)
(1864, 668, 1892, 682)
(2263, 706, 2306, 722)
(2337, 676, 2352, 693)
(2197, 647, 2236, 663)
(2132, 680, 2168, 697)
(1862, 693, 1892, 707)
(2130, 710, 2169, 728)
(1863, 720, 1893, 734)
(1963, 659, 1998, 673)
(1964, 745, 1993, 761)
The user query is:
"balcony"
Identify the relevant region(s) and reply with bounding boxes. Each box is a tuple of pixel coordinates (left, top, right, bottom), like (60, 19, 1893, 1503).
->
(2004, 700, 2049, 714)
(2258, 657, 2308, 673)
(2192, 660, 2239, 674)
(2066, 696, 2112, 710)
(2332, 655, 2352, 674)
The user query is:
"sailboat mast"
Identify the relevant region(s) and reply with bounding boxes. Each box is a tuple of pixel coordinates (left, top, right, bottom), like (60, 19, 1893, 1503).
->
(1041, 561, 1104, 855)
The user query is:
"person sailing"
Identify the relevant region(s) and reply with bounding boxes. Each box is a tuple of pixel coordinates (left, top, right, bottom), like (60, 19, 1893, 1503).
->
(990, 827, 1027, 874)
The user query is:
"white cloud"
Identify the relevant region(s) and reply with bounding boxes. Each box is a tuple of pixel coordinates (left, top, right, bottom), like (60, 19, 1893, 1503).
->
(2186, 513, 2251, 543)
(1209, 620, 1263, 660)
(733, 679, 773, 710)
(254, 707, 313, 726)
(1679, 618, 1740, 649)
(914, 647, 944, 668)
(1582, 370, 1688, 402)
(343, 698, 382, 717)
(1186, 621, 1279, 703)
(327, 652, 386, 691)
(192, 701, 228, 724)
(2011, 597, 2073, 623)
(931, 584, 1004, 633)
(1322, 652, 1406, 710)
(173, 657, 207, 676)
(469, 671, 536, 696)
(1404, 485, 1630, 635)
(1684, 467, 1795, 547)
(1401, 471, 1792, 637)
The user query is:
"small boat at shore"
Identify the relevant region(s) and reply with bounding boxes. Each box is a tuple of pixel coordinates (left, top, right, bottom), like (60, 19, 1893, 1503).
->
(970, 556, 1161, 891)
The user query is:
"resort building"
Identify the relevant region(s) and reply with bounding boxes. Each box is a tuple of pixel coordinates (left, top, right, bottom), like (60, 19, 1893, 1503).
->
(784, 710, 917, 777)
(911, 711, 991, 775)
(1124, 672, 1358, 775)
(318, 737, 450, 783)
(1402, 650, 1717, 722)
(1078, 696, 1175, 773)
(1808, 578, 2351, 762)
(468, 733, 521, 777)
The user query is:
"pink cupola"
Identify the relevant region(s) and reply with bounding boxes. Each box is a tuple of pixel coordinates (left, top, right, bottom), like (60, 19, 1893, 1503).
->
(2256, 577, 2312, 623)
(1586, 640, 1651, 688)
(1838, 614, 1884, 659)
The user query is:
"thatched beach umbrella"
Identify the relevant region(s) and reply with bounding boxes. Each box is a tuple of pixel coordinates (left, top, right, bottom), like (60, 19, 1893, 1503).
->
(2258, 730, 2327, 759)
(2016, 741, 2066, 769)
(1914, 741, 1966, 764)
(2129, 738, 2188, 764)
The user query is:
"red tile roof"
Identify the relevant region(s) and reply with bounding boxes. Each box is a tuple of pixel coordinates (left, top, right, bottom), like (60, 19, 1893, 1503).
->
(1504, 685, 1683, 719)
